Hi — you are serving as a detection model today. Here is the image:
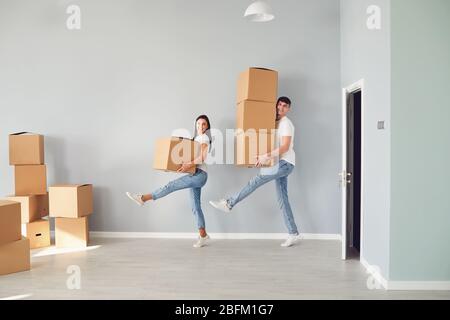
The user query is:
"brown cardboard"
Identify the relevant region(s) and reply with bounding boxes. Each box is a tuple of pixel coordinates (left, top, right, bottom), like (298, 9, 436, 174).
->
(236, 68, 278, 104)
(0, 237, 31, 276)
(153, 137, 200, 174)
(49, 184, 93, 218)
(55, 217, 89, 248)
(36, 193, 49, 218)
(4, 195, 40, 223)
(0, 200, 22, 246)
(235, 131, 276, 167)
(9, 132, 44, 165)
(14, 165, 47, 196)
(236, 100, 276, 132)
(21, 219, 51, 249)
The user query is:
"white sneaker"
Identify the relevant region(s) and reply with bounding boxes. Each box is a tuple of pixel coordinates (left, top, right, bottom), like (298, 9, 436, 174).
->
(209, 199, 231, 213)
(126, 192, 145, 207)
(281, 234, 301, 247)
(193, 235, 210, 248)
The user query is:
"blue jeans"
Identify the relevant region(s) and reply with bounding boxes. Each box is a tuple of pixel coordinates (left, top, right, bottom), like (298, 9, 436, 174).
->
(151, 169, 208, 229)
(227, 160, 299, 235)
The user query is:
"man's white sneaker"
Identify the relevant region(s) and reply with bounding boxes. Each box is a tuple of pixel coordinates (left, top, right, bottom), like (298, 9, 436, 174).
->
(281, 234, 301, 247)
(193, 235, 210, 248)
(126, 192, 145, 207)
(209, 199, 231, 213)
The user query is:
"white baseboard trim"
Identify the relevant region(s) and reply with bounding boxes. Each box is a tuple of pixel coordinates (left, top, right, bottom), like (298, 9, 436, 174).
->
(360, 257, 450, 291)
(387, 281, 450, 291)
(89, 232, 341, 241)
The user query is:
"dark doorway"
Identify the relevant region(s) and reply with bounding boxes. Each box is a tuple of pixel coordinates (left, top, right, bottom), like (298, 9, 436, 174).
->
(346, 90, 362, 257)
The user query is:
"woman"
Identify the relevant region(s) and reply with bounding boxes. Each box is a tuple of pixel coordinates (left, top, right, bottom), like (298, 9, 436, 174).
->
(126, 115, 212, 248)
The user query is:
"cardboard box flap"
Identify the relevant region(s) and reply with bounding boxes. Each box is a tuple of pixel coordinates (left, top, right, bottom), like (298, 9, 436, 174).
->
(0, 199, 21, 207)
(171, 136, 193, 141)
(10, 132, 41, 136)
(51, 184, 92, 188)
(250, 67, 276, 72)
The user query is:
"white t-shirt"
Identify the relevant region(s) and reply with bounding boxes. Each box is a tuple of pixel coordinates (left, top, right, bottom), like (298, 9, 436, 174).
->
(276, 116, 296, 166)
(194, 134, 210, 172)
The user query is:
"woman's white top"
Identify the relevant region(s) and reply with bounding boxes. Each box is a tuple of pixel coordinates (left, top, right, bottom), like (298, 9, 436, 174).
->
(194, 134, 210, 172)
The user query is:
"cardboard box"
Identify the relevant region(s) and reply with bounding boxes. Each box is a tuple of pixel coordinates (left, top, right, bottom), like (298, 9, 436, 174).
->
(9, 132, 44, 165)
(235, 131, 276, 167)
(49, 184, 93, 218)
(0, 237, 31, 276)
(0, 200, 22, 246)
(4, 195, 40, 223)
(22, 219, 51, 249)
(14, 165, 47, 196)
(153, 137, 200, 174)
(55, 217, 89, 248)
(236, 100, 276, 132)
(36, 193, 49, 218)
(236, 68, 278, 104)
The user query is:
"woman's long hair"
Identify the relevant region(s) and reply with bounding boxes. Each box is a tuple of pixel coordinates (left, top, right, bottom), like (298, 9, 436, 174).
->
(193, 114, 212, 151)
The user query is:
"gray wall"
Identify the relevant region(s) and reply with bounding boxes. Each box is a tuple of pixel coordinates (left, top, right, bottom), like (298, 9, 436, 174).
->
(0, 0, 342, 234)
(340, 0, 391, 278)
(390, 0, 450, 281)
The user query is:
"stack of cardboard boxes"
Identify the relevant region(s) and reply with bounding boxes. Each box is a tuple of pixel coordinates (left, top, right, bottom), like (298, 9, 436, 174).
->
(235, 68, 278, 167)
(153, 137, 201, 174)
(0, 200, 31, 275)
(6, 132, 51, 249)
(49, 184, 93, 248)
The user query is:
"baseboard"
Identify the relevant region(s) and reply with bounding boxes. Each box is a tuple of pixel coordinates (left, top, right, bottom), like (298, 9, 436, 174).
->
(89, 231, 341, 241)
(387, 281, 450, 291)
(360, 257, 450, 291)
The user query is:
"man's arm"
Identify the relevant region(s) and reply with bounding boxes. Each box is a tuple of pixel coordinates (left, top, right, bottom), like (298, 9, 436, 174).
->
(255, 136, 291, 167)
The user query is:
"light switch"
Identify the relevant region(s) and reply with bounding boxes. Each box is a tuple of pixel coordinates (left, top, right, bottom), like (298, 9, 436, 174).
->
(377, 121, 385, 130)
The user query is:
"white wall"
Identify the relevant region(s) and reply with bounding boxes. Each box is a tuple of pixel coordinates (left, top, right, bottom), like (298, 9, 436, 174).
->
(0, 0, 342, 235)
(340, 0, 391, 278)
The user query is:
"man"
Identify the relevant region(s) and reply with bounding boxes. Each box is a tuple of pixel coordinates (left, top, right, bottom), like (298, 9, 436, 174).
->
(210, 97, 300, 247)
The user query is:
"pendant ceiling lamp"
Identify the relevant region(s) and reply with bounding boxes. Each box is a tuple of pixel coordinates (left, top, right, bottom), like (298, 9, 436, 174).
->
(244, 1, 275, 22)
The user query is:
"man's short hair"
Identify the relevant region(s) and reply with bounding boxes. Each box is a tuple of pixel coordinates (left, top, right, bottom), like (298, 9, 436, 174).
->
(277, 96, 292, 107)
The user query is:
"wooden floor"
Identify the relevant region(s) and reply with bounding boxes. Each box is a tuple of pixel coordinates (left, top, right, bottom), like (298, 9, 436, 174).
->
(0, 237, 449, 300)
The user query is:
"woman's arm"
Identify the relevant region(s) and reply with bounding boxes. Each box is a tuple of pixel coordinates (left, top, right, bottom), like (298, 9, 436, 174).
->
(178, 143, 209, 173)
(255, 136, 292, 167)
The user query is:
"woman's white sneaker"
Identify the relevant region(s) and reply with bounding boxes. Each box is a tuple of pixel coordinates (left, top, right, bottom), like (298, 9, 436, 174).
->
(126, 192, 145, 207)
(209, 199, 231, 213)
(281, 234, 301, 247)
(193, 235, 210, 248)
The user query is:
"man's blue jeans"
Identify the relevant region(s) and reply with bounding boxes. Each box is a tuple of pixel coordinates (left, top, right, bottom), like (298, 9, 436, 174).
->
(152, 169, 207, 229)
(227, 160, 299, 235)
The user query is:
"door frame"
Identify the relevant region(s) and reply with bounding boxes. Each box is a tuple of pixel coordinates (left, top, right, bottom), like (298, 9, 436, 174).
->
(341, 79, 365, 260)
